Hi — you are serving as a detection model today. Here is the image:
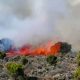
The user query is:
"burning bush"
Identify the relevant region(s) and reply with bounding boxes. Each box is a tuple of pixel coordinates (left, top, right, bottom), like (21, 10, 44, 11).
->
(46, 55, 57, 65)
(5, 62, 23, 77)
(0, 51, 6, 59)
(60, 42, 72, 54)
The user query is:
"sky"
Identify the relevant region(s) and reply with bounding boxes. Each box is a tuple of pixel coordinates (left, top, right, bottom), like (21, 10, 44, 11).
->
(0, 0, 80, 50)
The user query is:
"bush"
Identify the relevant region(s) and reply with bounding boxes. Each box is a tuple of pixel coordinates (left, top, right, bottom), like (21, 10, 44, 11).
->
(0, 51, 6, 59)
(27, 76, 38, 80)
(5, 62, 23, 77)
(60, 42, 72, 54)
(17, 75, 26, 80)
(73, 67, 80, 80)
(21, 56, 28, 65)
(46, 55, 57, 65)
(77, 51, 80, 66)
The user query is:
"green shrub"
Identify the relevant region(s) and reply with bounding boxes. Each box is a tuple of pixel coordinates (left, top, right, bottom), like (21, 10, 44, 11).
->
(77, 51, 80, 66)
(5, 62, 23, 77)
(60, 42, 72, 54)
(21, 56, 28, 65)
(0, 51, 6, 59)
(73, 67, 80, 80)
(46, 55, 57, 65)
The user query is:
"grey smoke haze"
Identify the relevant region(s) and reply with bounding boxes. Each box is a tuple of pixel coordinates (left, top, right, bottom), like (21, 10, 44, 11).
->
(0, 0, 80, 50)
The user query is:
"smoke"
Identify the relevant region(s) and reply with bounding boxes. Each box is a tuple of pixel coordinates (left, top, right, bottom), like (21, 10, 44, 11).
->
(0, 38, 14, 52)
(0, 0, 80, 50)
(69, 0, 80, 6)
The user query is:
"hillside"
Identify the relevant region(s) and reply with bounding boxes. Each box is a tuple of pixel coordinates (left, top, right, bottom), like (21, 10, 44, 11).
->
(0, 51, 77, 80)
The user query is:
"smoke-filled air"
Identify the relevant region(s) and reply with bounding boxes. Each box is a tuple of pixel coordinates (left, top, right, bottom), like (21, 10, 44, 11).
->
(0, 1, 80, 80)
(0, 0, 80, 50)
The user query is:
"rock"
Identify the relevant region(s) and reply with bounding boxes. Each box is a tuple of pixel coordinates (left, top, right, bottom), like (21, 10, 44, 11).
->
(38, 66, 42, 69)
(0, 65, 4, 73)
(0, 72, 9, 80)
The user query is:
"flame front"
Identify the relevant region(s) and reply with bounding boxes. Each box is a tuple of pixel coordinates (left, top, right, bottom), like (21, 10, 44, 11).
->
(6, 42, 61, 57)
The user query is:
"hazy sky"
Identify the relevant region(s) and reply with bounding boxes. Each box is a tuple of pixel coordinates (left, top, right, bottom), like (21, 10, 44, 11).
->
(0, 0, 80, 49)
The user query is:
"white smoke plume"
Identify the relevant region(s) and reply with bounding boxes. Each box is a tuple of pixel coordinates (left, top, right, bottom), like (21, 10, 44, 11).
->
(0, 0, 80, 50)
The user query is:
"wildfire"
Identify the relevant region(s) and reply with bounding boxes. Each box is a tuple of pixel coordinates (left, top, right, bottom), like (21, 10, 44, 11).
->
(6, 42, 62, 57)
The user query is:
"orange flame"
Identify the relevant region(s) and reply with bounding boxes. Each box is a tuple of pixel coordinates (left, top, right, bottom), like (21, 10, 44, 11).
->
(6, 42, 61, 57)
